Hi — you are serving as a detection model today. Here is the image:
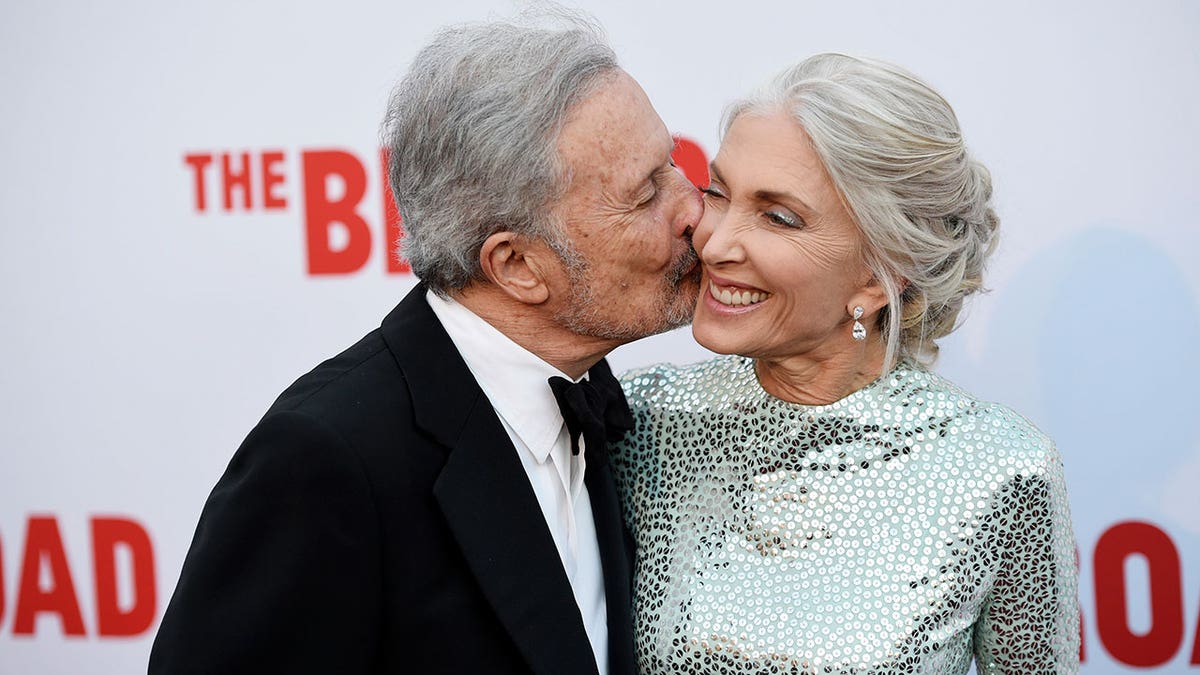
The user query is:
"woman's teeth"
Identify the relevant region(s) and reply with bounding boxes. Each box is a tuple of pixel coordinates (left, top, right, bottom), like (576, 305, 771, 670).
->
(711, 281, 768, 307)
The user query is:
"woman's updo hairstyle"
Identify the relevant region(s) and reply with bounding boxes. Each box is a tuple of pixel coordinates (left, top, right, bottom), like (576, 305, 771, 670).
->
(723, 53, 999, 370)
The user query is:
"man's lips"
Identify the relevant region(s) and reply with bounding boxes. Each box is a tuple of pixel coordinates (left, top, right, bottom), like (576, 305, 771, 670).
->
(668, 240, 701, 284)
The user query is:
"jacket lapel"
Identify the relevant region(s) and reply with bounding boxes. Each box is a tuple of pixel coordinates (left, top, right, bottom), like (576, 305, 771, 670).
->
(382, 286, 598, 675)
(435, 407, 599, 675)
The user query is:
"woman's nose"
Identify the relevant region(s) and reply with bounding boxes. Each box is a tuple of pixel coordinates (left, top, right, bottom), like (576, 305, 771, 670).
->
(697, 208, 744, 265)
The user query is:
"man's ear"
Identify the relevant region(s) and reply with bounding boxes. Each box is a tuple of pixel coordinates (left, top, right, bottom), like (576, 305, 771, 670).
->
(478, 231, 552, 305)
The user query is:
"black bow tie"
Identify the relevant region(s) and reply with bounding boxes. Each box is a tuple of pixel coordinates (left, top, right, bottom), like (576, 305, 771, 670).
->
(548, 359, 634, 466)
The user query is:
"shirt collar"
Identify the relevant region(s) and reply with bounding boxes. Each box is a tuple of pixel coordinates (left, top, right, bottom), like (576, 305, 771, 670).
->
(425, 289, 579, 464)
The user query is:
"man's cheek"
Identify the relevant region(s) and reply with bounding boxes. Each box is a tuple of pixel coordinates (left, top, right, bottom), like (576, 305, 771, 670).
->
(635, 239, 674, 272)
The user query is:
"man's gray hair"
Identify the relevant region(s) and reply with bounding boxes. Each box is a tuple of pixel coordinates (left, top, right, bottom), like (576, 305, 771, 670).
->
(725, 53, 1000, 372)
(382, 13, 618, 294)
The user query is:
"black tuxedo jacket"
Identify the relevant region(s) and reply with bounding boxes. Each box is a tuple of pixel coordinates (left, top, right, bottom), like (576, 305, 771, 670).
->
(149, 285, 636, 674)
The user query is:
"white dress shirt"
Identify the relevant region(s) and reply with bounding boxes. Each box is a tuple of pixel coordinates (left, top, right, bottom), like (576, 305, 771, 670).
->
(426, 290, 609, 674)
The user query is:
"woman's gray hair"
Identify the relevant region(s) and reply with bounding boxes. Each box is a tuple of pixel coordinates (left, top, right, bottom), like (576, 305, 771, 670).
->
(382, 13, 618, 294)
(724, 53, 999, 371)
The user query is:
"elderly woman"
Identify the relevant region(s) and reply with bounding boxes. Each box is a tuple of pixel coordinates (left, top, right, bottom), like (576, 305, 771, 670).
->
(612, 54, 1078, 674)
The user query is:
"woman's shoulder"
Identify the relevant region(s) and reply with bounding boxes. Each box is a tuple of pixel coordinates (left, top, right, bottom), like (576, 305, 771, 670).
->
(904, 364, 1060, 475)
(974, 399, 1061, 478)
(619, 354, 751, 410)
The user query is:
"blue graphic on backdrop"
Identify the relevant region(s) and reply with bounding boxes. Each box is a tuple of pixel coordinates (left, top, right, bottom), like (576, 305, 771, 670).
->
(940, 226, 1200, 532)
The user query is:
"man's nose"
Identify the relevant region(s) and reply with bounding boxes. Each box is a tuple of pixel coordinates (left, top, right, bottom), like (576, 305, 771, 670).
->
(670, 173, 703, 239)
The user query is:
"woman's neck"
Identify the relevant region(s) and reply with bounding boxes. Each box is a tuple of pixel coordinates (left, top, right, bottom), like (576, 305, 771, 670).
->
(754, 335, 888, 406)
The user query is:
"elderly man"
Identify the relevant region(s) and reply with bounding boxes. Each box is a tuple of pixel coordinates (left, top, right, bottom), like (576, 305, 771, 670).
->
(148, 15, 700, 675)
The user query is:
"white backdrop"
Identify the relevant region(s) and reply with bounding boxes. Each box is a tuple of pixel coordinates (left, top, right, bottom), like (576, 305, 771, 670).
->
(2, 1, 1198, 672)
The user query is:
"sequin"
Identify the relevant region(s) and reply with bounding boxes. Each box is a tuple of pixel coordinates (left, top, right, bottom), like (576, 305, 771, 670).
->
(611, 356, 1079, 674)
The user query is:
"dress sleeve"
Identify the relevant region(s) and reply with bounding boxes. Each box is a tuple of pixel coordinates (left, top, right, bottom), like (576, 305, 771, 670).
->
(973, 441, 1080, 674)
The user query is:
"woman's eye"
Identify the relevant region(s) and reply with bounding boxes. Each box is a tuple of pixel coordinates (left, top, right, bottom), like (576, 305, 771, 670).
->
(765, 209, 802, 228)
(701, 186, 727, 200)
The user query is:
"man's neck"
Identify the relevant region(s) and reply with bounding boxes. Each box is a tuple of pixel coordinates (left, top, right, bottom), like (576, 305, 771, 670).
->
(450, 285, 618, 379)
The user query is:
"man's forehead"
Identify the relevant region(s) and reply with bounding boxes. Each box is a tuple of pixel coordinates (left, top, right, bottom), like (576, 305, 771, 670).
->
(556, 78, 672, 180)
(558, 72, 666, 149)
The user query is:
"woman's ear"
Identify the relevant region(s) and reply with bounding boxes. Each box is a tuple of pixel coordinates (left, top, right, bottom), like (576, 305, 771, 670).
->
(849, 274, 896, 320)
(478, 231, 552, 305)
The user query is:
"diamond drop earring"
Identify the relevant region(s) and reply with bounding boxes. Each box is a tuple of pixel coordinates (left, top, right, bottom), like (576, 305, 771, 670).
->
(851, 306, 866, 341)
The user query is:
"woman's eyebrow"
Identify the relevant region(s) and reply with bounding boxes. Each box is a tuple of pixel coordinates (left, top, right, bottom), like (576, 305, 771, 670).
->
(710, 160, 815, 213)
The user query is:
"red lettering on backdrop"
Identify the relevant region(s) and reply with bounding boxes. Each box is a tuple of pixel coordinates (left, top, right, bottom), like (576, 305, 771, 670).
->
(379, 148, 410, 274)
(671, 135, 709, 189)
(183, 153, 213, 212)
(1094, 520, 1183, 666)
(14, 516, 86, 636)
(91, 517, 157, 636)
(185, 141, 711, 274)
(302, 150, 372, 275)
(261, 150, 288, 210)
(221, 151, 253, 211)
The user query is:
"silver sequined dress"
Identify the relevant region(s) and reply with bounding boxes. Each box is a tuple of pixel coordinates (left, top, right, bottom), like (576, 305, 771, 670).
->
(612, 356, 1078, 674)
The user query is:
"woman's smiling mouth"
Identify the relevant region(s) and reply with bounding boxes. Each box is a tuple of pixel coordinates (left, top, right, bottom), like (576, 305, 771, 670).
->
(707, 278, 771, 307)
